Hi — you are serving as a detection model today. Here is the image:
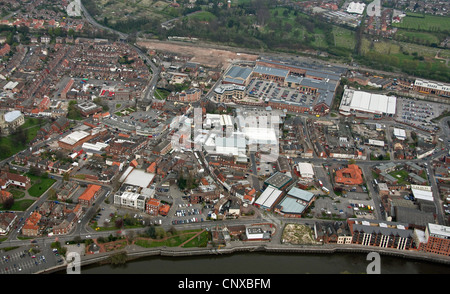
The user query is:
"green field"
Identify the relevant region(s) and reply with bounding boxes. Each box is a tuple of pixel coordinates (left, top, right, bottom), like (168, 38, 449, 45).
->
(395, 29, 440, 45)
(333, 26, 356, 50)
(393, 13, 450, 32)
(27, 174, 57, 197)
(154, 88, 171, 100)
(187, 10, 216, 22)
(0, 117, 47, 160)
(389, 170, 409, 185)
(359, 36, 450, 82)
(134, 229, 209, 248)
(0, 199, 35, 211)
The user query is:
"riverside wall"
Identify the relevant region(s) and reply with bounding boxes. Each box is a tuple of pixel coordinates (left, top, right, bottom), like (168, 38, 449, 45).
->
(42, 242, 450, 273)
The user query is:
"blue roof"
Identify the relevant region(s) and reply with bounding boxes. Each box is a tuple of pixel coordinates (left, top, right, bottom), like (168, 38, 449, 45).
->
(277, 197, 307, 214)
(287, 187, 315, 202)
(225, 66, 253, 80)
(253, 65, 289, 78)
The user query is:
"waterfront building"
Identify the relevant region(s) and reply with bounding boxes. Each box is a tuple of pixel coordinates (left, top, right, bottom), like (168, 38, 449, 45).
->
(418, 224, 450, 256)
(348, 218, 414, 250)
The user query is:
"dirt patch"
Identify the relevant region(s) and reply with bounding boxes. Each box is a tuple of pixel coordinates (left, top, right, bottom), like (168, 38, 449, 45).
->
(137, 40, 258, 69)
(281, 223, 319, 245)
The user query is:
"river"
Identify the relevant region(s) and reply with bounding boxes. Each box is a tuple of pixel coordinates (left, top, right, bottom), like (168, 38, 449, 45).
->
(78, 252, 450, 274)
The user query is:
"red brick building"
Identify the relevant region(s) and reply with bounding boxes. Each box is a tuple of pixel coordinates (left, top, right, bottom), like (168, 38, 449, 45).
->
(146, 198, 161, 216)
(78, 184, 102, 206)
(420, 224, 450, 256)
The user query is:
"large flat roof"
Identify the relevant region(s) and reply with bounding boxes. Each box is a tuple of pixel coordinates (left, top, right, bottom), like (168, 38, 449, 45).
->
(277, 196, 307, 215)
(427, 223, 450, 239)
(340, 89, 396, 115)
(59, 130, 90, 146)
(123, 168, 155, 188)
(411, 185, 433, 202)
(253, 65, 289, 78)
(224, 66, 253, 83)
(287, 187, 315, 202)
(297, 162, 314, 177)
(255, 186, 283, 209)
(264, 172, 292, 189)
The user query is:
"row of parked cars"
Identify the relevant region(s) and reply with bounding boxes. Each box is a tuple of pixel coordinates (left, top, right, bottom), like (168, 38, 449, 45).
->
(172, 218, 204, 225)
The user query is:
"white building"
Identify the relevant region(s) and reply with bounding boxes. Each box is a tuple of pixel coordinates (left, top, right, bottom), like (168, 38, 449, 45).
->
(123, 168, 155, 189)
(411, 185, 433, 202)
(245, 227, 270, 240)
(114, 191, 150, 211)
(339, 89, 396, 116)
(297, 162, 315, 179)
(254, 186, 283, 210)
(393, 128, 407, 140)
(59, 130, 90, 146)
(346, 2, 366, 14)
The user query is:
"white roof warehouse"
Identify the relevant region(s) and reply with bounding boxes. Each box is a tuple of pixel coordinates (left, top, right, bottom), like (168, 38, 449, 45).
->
(339, 88, 396, 116)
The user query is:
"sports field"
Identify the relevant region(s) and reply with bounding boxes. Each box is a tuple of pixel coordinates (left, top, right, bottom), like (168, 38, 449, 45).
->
(393, 13, 450, 32)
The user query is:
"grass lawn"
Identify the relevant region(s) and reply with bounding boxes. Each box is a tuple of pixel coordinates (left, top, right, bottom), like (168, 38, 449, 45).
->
(154, 88, 171, 100)
(0, 117, 47, 160)
(8, 188, 25, 199)
(181, 230, 210, 248)
(27, 174, 56, 197)
(135, 229, 207, 248)
(389, 170, 410, 185)
(187, 10, 217, 22)
(395, 29, 440, 45)
(0, 199, 35, 211)
(333, 26, 356, 50)
(393, 13, 450, 32)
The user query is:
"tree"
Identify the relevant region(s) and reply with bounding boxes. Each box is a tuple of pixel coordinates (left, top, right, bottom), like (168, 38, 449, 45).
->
(47, 188, 57, 200)
(168, 226, 177, 236)
(146, 225, 156, 239)
(115, 218, 124, 229)
(2, 197, 14, 210)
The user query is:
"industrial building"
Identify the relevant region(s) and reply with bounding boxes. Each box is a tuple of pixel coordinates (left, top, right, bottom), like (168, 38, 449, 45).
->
(254, 185, 283, 211)
(413, 79, 450, 97)
(222, 65, 253, 86)
(339, 88, 397, 117)
(296, 162, 315, 179)
(264, 172, 293, 190)
(275, 187, 316, 217)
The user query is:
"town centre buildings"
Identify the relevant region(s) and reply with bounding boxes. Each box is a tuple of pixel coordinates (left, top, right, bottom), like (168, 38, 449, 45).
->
(214, 59, 344, 114)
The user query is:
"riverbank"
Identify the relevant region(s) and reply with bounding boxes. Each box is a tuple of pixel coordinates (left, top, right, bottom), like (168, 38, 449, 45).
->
(44, 241, 450, 274)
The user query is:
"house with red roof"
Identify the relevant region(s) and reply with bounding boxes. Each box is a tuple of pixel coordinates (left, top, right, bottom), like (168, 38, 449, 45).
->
(78, 184, 102, 206)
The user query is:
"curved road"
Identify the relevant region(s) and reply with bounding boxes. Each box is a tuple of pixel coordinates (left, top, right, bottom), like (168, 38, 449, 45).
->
(79, 1, 160, 103)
